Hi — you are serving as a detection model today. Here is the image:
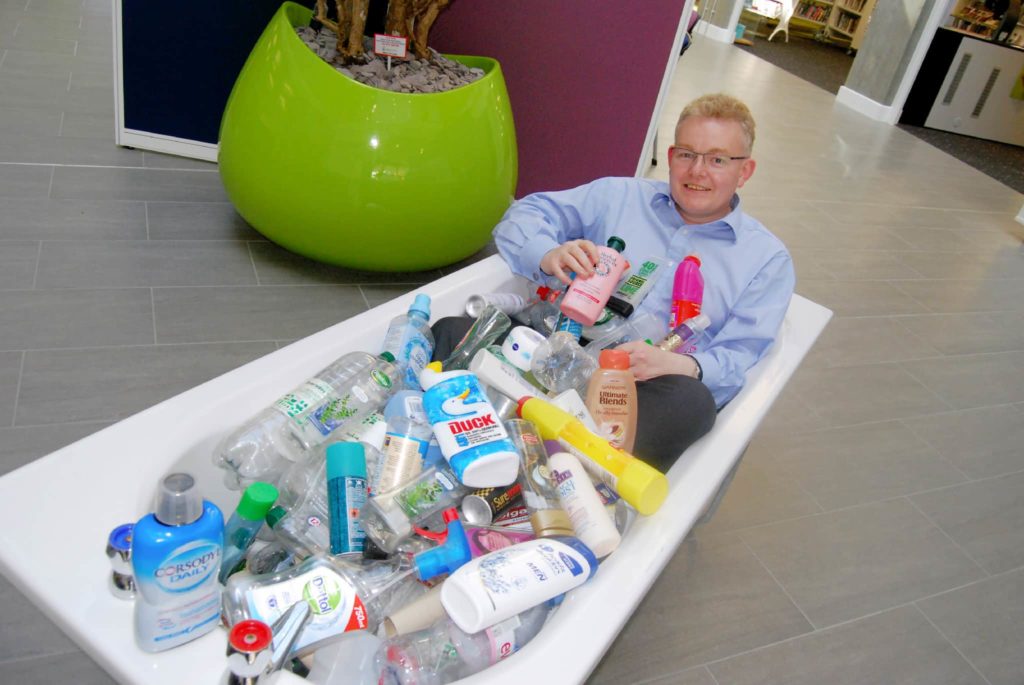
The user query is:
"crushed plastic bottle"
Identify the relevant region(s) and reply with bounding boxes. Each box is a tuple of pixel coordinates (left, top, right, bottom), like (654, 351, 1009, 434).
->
(376, 604, 554, 685)
(213, 352, 398, 490)
(530, 332, 598, 395)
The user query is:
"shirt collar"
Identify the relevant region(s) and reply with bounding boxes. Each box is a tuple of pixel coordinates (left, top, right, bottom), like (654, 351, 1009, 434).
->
(651, 184, 742, 242)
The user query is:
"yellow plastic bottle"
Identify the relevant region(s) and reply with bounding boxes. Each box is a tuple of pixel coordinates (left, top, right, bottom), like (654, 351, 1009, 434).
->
(515, 396, 668, 515)
(584, 349, 638, 453)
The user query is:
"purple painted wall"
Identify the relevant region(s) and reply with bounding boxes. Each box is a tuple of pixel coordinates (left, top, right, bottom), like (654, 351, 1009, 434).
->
(430, 1, 686, 198)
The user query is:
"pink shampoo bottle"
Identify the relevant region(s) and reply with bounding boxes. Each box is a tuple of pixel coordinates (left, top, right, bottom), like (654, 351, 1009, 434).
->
(669, 255, 704, 329)
(559, 236, 628, 326)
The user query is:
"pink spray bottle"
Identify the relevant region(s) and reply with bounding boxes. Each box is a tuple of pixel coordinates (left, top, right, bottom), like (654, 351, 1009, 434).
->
(559, 236, 628, 327)
(669, 254, 704, 329)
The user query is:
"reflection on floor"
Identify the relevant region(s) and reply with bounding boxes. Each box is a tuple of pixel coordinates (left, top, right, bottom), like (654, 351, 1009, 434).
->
(0, 2, 1023, 684)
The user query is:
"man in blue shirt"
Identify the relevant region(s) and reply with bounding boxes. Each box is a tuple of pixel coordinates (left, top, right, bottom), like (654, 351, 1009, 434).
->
(436, 93, 794, 469)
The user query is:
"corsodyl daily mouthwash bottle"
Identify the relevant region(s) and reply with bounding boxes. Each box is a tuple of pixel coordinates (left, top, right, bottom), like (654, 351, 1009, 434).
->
(131, 473, 224, 652)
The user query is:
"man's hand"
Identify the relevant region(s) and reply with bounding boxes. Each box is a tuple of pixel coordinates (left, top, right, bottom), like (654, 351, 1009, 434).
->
(539, 239, 600, 286)
(616, 341, 699, 381)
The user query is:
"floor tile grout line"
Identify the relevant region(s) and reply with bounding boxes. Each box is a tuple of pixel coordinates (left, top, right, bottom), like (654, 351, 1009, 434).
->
(0, 648, 89, 667)
(756, 398, 1024, 442)
(57, 110, 65, 137)
(909, 603, 995, 685)
(0, 161, 219, 172)
(902, 496, 991, 578)
(741, 538, 819, 631)
(143, 201, 149, 240)
(895, 417, 975, 484)
(149, 287, 157, 345)
(893, 359, 957, 413)
(245, 241, 260, 286)
(2, 417, 114, 431)
(11, 350, 25, 428)
(30, 240, 41, 289)
(358, 286, 372, 311)
(705, 665, 723, 685)
(45, 165, 54, 199)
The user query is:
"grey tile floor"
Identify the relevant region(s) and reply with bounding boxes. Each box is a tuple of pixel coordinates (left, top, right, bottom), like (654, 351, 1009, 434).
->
(0, 1, 1022, 683)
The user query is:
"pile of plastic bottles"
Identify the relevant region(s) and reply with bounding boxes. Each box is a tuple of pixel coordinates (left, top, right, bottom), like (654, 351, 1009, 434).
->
(107, 244, 716, 684)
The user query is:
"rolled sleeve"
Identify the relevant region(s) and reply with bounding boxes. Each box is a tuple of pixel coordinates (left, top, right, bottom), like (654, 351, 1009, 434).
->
(492, 180, 617, 284)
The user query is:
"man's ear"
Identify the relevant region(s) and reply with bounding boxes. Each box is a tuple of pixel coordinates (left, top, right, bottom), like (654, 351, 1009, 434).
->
(736, 158, 756, 188)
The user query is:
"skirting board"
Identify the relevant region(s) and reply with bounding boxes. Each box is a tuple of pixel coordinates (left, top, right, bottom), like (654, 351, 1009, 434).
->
(696, 20, 736, 44)
(116, 129, 219, 164)
(835, 86, 901, 125)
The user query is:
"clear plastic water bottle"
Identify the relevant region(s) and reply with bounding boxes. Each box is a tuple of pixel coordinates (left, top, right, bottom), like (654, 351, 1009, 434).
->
(526, 287, 560, 337)
(213, 352, 398, 490)
(530, 332, 598, 395)
(382, 294, 435, 390)
(441, 305, 511, 371)
(376, 604, 553, 684)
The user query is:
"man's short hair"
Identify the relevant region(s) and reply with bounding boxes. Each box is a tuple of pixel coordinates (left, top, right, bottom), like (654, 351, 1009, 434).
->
(677, 93, 756, 153)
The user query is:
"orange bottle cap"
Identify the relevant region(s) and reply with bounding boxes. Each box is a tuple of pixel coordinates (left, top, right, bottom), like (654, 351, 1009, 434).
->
(598, 349, 630, 370)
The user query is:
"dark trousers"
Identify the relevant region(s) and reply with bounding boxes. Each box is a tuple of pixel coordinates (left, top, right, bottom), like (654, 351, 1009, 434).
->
(431, 316, 717, 472)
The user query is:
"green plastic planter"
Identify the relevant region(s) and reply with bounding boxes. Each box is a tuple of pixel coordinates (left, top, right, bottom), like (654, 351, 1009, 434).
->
(218, 2, 517, 271)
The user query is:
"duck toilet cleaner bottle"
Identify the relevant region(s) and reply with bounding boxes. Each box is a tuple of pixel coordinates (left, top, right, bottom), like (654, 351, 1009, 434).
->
(132, 472, 224, 652)
(419, 362, 520, 488)
(669, 254, 704, 329)
(559, 236, 629, 326)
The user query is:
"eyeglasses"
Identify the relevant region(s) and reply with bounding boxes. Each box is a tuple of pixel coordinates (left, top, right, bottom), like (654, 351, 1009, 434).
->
(669, 146, 749, 170)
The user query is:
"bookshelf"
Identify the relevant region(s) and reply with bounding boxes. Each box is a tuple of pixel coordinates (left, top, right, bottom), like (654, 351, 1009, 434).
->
(946, 0, 1024, 48)
(741, 0, 875, 50)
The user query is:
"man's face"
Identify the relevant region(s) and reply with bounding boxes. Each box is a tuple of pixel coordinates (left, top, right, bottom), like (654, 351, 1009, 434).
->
(668, 116, 756, 225)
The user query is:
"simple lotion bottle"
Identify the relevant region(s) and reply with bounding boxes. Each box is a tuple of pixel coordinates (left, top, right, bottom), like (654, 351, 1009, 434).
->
(132, 472, 224, 652)
(440, 536, 598, 633)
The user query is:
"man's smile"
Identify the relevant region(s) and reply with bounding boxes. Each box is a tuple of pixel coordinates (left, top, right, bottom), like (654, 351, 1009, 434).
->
(684, 183, 711, 191)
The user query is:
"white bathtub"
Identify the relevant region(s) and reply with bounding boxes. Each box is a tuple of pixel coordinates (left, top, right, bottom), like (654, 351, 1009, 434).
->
(0, 255, 831, 684)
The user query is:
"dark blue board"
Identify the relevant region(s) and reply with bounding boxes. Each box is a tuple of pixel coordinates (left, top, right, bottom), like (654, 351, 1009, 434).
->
(121, 0, 315, 144)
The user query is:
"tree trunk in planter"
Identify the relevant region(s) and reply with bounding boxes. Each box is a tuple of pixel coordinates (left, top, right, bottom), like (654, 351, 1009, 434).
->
(317, 0, 454, 62)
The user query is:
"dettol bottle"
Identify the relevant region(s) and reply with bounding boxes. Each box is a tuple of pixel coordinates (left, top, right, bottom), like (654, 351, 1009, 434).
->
(221, 555, 421, 657)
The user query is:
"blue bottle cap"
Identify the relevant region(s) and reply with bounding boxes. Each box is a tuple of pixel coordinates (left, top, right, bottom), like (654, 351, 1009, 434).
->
(414, 519, 471, 582)
(107, 523, 133, 553)
(410, 293, 431, 319)
(326, 442, 367, 481)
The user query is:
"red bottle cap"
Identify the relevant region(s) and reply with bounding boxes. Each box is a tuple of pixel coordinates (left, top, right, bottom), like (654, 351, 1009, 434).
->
(228, 620, 273, 654)
(684, 254, 701, 267)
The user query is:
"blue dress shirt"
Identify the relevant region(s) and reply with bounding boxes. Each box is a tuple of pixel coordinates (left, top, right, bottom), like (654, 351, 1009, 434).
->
(492, 177, 795, 407)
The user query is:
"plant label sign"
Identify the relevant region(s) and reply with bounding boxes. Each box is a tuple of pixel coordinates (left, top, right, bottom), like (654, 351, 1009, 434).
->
(374, 34, 409, 59)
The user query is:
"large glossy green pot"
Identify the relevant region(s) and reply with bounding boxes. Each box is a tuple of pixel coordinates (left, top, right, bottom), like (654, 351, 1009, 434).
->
(218, 2, 517, 271)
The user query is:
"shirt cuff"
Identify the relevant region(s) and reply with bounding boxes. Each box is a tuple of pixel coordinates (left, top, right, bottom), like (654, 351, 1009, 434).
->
(690, 351, 718, 388)
(518, 236, 561, 284)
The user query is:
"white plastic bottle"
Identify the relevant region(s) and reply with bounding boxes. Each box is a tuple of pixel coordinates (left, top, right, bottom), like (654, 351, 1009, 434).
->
(381, 294, 435, 390)
(440, 537, 597, 633)
(419, 362, 520, 488)
(548, 452, 621, 558)
(131, 473, 224, 652)
(213, 352, 398, 489)
(468, 348, 543, 402)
